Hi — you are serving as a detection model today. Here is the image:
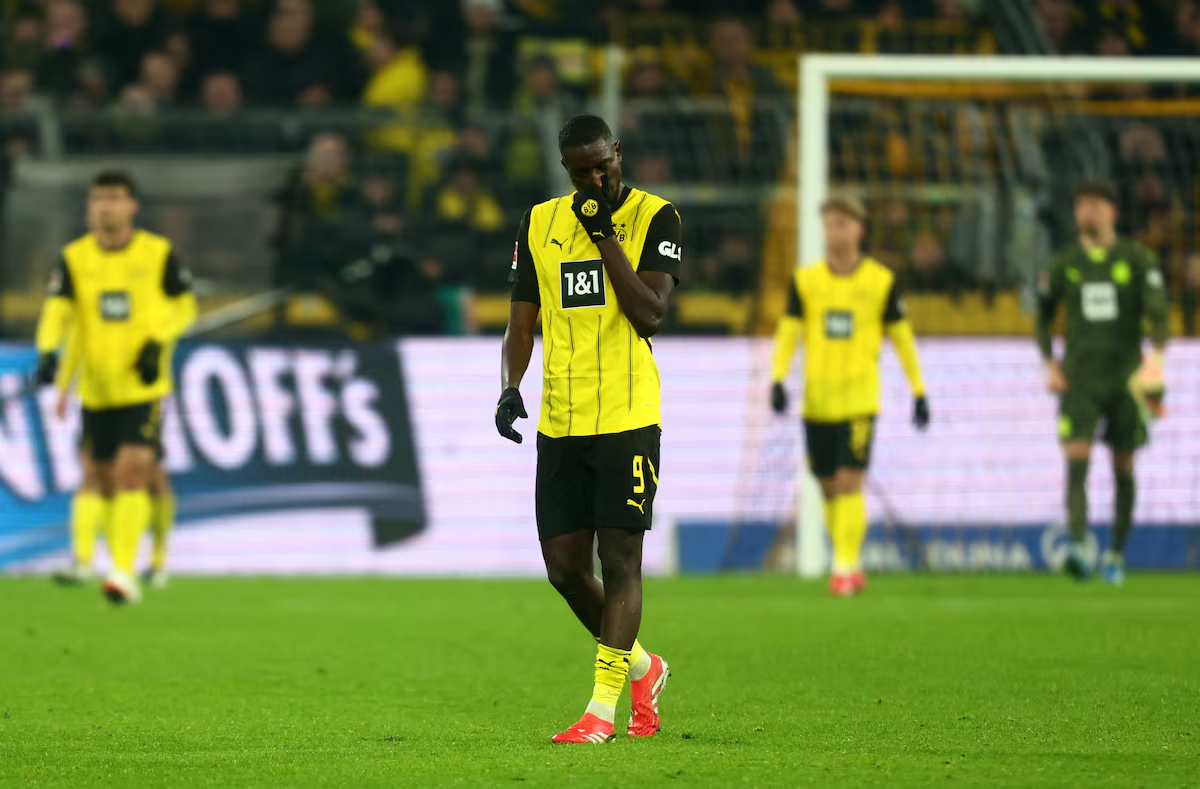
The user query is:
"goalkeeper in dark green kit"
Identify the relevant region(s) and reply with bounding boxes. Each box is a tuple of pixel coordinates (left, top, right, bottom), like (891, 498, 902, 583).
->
(1036, 182, 1168, 585)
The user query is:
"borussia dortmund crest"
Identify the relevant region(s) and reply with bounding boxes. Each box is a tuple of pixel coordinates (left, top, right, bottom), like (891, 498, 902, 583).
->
(581, 199, 598, 217)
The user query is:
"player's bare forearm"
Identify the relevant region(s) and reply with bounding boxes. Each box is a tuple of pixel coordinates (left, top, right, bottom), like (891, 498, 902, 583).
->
(1034, 308, 1055, 361)
(502, 301, 539, 391)
(594, 237, 674, 337)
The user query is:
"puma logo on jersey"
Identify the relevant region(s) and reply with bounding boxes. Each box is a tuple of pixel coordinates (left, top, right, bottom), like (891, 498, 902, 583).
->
(591, 230, 606, 239)
(550, 238, 564, 249)
(627, 498, 646, 514)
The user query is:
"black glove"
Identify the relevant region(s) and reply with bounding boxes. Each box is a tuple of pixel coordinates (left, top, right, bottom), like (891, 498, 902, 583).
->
(495, 387, 528, 444)
(913, 395, 930, 431)
(771, 382, 788, 414)
(135, 341, 163, 385)
(33, 352, 57, 387)
(571, 183, 614, 243)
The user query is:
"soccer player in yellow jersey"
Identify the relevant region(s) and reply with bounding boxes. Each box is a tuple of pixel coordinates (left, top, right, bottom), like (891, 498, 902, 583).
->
(33, 169, 196, 604)
(46, 322, 178, 589)
(770, 196, 930, 596)
(497, 115, 679, 744)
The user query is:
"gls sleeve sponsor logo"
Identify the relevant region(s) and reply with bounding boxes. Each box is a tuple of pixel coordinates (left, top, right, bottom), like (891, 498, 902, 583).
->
(657, 241, 681, 261)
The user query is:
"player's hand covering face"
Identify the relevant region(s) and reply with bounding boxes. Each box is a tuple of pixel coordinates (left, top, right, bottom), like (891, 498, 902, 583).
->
(572, 182, 615, 243)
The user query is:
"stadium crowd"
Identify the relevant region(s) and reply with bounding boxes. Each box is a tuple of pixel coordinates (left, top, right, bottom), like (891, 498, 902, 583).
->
(3, 0, 1200, 334)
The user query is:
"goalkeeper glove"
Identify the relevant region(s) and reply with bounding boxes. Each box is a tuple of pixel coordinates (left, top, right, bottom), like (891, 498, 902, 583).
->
(135, 341, 163, 385)
(1129, 352, 1166, 420)
(33, 352, 57, 388)
(913, 395, 931, 431)
(770, 382, 788, 414)
(495, 387, 528, 444)
(571, 182, 615, 243)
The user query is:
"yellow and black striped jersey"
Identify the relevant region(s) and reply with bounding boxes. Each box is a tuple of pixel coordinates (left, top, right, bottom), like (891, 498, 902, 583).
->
(787, 257, 905, 421)
(44, 230, 193, 409)
(510, 186, 681, 438)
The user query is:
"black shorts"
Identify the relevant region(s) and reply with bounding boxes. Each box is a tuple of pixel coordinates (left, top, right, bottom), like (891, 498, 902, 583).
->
(535, 425, 661, 541)
(1059, 385, 1147, 451)
(81, 401, 161, 463)
(804, 416, 876, 479)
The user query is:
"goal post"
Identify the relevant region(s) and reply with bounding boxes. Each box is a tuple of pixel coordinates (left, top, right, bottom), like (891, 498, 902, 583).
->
(793, 54, 1200, 579)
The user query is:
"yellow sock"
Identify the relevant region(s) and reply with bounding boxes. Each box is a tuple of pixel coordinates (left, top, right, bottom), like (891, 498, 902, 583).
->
(151, 492, 175, 571)
(109, 491, 151, 576)
(823, 496, 838, 538)
(98, 498, 113, 544)
(628, 639, 652, 681)
(69, 492, 104, 567)
(586, 643, 631, 724)
(833, 490, 868, 574)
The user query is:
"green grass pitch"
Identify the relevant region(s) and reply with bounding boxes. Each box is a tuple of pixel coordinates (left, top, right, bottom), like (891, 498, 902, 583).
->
(2, 575, 1197, 787)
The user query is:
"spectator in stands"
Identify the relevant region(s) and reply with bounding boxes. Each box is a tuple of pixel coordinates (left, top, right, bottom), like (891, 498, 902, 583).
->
(0, 69, 38, 157)
(1036, 0, 1083, 54)
(610, 0, 700, 89)
(512, 55, 579, 119)
(431, 158, 505, 285)
(703, 16, 786, 184)
(243, 1, 343, 108)
(428, 0, 517, 125)
(359, 169, 406, 236)
(37, 0, 93, 101)
(95, 0, 172, 93)
(620, 53, 690, 182)
(201, 72, 243, 116)
(453, 126, 502, 190)
(274, 132, 367, 287)
(186, 0, 256, 89)
(4, 11, 45, 73)
(138, 50, 181, 107)
(350, 0, 388, 54)
(1167, 0, 1200, 56)
(907, 230, 959, 293)
(192, 71, 284, 152)
(758, 0, 803, 87)
(1079, 0, 1173, 56)
(625, 52, 684, 101)
(361, 27, 429, 114)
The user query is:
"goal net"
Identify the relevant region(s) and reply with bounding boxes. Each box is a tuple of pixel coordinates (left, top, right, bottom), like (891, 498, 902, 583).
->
(785, 55, 1200, 577)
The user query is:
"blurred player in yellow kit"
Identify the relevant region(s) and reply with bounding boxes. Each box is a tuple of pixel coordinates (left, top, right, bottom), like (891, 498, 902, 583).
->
(770, 197, 930, 595)
(33, 169, 196, 604)
(48, 322, 179, 590)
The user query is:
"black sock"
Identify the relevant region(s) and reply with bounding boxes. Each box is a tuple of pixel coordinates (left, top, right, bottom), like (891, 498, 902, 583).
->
(1113, 471, 1136, 554)
(1067, 459, 1089, 544)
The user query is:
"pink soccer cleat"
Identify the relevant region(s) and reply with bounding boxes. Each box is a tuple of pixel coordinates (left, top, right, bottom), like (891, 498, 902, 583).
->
(628, 653, 670, 737)
(551, 713, 615, 744)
